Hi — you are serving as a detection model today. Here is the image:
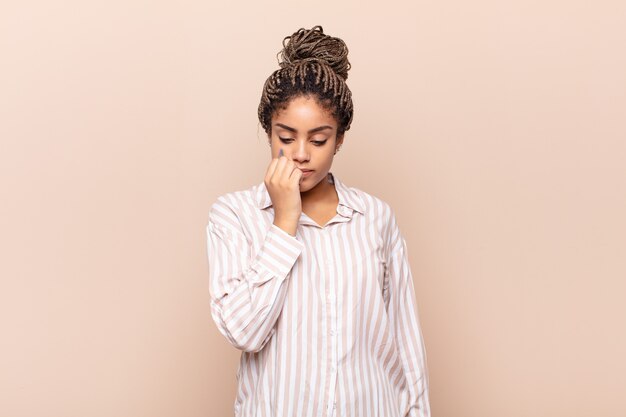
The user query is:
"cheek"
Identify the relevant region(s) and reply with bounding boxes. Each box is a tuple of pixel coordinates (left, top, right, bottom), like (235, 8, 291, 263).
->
(320, 146, 335, 158)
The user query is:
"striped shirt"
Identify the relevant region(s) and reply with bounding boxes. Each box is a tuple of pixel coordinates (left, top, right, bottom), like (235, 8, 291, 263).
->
(206, 172, 430, 417)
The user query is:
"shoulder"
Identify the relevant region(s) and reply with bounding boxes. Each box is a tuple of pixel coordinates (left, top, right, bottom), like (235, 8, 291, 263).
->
(208, 182, 261, 227)
(349, 185, 406, 254)
(346, 183, 396, 224)
(342, 182, 402, 247)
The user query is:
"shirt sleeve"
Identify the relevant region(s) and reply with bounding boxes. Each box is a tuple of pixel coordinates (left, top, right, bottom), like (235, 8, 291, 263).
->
(385, 211, 431, 417)
(206, 198, 304, 352)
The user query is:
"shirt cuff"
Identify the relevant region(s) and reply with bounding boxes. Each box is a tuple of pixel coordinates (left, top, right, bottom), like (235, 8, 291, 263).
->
(251, 224, 304, 279)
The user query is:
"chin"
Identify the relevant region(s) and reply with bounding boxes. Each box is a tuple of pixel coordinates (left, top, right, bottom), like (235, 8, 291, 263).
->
(299, 175, 323, 192)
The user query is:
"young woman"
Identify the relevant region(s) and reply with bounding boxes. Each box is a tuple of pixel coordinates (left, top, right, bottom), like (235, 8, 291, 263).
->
(206, 25, 430, 417)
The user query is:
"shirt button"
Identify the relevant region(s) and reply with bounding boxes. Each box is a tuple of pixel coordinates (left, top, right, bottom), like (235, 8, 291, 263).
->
(330, 329, 335, 336)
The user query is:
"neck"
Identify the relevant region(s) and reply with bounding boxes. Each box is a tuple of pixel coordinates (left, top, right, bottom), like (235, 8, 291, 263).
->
(301, 173, 337, 207)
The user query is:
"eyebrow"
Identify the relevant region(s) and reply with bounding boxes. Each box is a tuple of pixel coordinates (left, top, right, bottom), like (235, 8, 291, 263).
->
(274, 123, 333, 134)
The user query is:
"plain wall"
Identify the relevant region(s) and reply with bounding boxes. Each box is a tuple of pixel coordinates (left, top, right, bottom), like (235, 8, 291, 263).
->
(1, 1, 625, 416)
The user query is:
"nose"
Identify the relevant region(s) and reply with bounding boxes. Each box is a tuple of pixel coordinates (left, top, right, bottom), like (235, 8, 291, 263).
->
(291, 140, 310, 163)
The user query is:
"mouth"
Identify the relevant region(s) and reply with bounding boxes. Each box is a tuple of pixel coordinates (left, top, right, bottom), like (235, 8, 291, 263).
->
(299, 169, 314, 177)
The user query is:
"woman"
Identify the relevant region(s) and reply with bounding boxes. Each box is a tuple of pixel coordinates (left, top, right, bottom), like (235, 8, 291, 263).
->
(206, 25, 430, 417)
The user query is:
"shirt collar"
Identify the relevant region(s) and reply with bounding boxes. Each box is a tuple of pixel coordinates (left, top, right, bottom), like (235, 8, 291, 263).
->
(255, 172, 365, 216)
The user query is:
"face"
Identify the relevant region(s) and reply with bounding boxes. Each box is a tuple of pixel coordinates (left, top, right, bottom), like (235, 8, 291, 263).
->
(269, 95, 343, 193)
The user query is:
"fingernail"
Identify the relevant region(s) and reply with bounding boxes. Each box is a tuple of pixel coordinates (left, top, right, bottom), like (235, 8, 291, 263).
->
(278, 149, 283, 157)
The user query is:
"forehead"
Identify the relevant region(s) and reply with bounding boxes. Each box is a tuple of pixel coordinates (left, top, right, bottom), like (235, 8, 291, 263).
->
(272, 96, 336, 127)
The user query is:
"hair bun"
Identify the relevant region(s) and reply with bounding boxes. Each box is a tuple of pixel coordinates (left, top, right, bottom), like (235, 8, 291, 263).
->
(278, 25, 351, 81)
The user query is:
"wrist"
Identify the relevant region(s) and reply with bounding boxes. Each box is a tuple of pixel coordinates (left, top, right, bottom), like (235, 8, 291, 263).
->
(273, 218, 298, 237)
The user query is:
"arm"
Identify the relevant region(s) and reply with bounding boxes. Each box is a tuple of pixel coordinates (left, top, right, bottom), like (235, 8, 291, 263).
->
(385, 212, 431, 417)
(206, 198, 304, 352)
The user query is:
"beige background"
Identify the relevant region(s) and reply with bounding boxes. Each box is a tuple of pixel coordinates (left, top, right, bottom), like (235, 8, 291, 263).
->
(1, 1, 625, 416)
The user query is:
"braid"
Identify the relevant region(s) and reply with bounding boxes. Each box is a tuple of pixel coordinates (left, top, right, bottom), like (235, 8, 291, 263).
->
(258, 25, 353, 137)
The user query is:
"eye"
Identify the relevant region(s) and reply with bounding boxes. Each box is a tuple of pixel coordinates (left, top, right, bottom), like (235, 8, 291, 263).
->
(278, 137, 293, 143)
(313, 140, 328, 146)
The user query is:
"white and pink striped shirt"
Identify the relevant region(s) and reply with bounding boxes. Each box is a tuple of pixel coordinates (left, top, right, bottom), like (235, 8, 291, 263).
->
(206, 172, 430, 417)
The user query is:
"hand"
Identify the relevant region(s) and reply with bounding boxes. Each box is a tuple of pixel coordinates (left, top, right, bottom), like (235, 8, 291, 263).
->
(265, 149, 303, 236)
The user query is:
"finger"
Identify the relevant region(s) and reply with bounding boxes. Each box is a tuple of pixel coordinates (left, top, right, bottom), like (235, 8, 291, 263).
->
(266, 146, 285, 179)
(284, 159, 299, 179)
(265, 157, 279, 181)
(271, 156, 289, 182)
(290, 166, 303, 184)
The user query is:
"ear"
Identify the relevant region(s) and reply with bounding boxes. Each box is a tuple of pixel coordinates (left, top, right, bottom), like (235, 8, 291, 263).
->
(335, 133, 344, 148)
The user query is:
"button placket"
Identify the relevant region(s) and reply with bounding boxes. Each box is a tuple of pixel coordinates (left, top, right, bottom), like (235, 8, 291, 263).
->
(324, 228, 339, 417)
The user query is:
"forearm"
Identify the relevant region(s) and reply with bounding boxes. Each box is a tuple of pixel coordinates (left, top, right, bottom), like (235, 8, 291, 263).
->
(208, 222, 304, 352)
(211, 260, 292, 352)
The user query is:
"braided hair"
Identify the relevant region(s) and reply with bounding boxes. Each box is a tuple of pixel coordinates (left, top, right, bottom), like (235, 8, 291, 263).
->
(258, 25, 353, 138)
